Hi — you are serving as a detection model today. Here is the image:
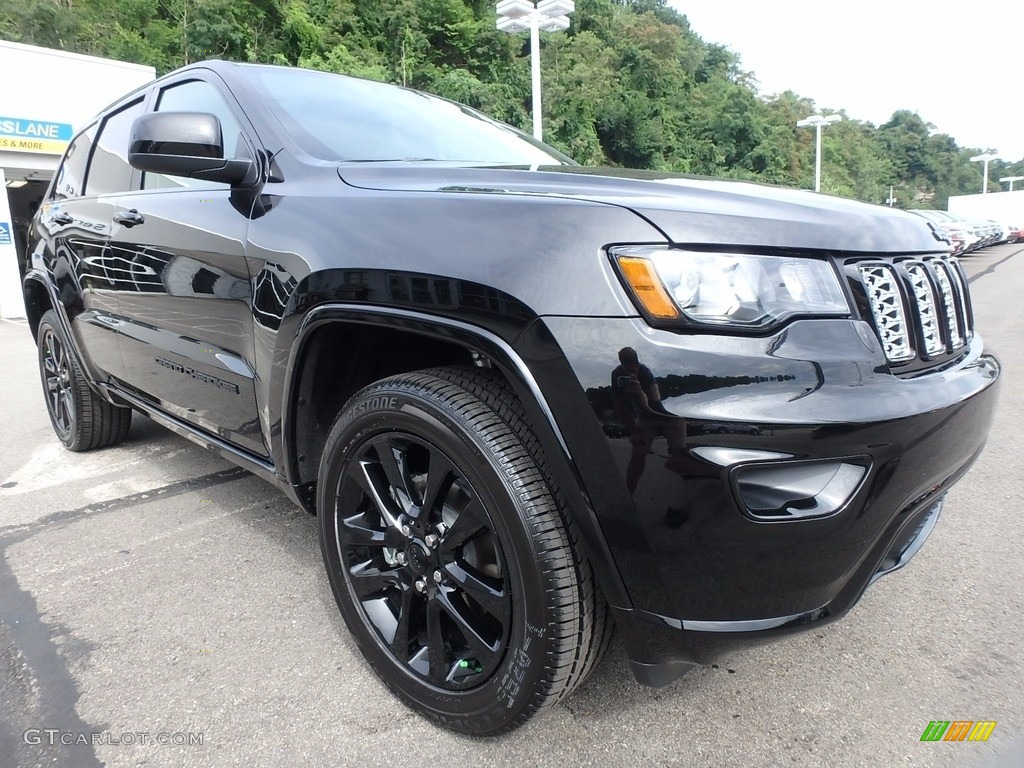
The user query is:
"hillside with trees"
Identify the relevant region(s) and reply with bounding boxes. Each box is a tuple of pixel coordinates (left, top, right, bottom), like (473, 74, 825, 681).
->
(3, 0, 1021, 208)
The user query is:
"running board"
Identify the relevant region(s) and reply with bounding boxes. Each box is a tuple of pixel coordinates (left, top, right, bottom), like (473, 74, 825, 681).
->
(99, 383, 279, 487)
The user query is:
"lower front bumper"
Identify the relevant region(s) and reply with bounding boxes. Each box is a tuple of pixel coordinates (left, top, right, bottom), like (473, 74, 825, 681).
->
(617, 494, 946, 686)
(515, 316, 999, 679)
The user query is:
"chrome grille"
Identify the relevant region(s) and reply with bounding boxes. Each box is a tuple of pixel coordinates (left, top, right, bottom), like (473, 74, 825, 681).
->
(859, 264, 913, 362)
(930, 260, 964, 349)
(905, 263, 943, 356)
(946, 259, 974, 342)
(855, 256, 974, 367)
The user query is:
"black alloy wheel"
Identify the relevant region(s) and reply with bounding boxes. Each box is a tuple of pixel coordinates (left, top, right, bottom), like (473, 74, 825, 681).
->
(36, 310, 132, 451)
(335, 431, 512, 689)
(318, 367, 611, 734)
(41, 321, 75, 439)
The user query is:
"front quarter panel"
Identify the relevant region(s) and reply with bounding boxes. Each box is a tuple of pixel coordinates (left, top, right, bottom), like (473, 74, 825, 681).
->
(243, 174, 663, 471)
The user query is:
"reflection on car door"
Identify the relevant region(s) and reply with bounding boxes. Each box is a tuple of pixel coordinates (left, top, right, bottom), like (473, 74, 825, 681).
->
(42, 101, 147, 382)
(109, 77, 266, 457)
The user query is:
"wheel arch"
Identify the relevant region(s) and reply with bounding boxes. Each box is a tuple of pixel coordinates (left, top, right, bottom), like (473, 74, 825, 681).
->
(23, 271, 55, 340)
(22, 269, 129, 415)
(282, 304, 631, 609)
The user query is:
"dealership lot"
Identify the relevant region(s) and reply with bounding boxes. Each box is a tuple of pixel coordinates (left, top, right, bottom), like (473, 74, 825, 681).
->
(1, 243, 1021, 768)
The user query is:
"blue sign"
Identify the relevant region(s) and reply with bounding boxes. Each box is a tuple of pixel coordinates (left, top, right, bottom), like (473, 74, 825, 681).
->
(0, 117, 73, 141)
(0, 222, 11, 245)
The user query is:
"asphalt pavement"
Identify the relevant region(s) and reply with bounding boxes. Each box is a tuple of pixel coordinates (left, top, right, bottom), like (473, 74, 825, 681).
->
(1, 243, 1022, 768)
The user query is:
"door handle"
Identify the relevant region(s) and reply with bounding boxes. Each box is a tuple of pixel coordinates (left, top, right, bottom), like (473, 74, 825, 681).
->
(113, 209, 145, 227)
(51, 212, 74, 226)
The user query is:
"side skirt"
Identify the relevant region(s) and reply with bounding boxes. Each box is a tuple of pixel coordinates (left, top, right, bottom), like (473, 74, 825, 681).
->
(99, 382, 287, 495)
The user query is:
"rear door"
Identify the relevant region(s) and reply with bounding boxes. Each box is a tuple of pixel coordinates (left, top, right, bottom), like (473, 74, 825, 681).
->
(39, 98, 147, 382)
(109, 75, 266, 457)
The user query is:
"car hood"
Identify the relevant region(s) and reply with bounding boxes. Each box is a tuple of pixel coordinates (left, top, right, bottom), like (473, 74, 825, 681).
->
(337, 165, 949, 254)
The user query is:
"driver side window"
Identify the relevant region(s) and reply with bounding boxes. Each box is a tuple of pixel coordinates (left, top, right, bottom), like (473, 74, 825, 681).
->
(143, 79, 250, 190)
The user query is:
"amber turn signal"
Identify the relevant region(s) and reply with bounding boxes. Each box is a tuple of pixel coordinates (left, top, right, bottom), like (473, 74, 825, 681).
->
(616, 256, 680, 319)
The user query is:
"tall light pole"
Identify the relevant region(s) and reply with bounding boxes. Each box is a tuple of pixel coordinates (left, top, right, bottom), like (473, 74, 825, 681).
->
(796, 114, 842, 192)
(496, 0, 574, 142)
(969, 153, 998, 194)
(999, 175, 1024, 192)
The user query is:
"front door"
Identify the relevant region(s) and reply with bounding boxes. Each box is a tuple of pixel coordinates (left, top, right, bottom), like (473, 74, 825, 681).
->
(109, 76, 266, 457)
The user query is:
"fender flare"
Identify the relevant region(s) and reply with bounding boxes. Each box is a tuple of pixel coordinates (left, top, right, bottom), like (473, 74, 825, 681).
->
(22, 269, 111, 399)
(283, 303, 632, 609)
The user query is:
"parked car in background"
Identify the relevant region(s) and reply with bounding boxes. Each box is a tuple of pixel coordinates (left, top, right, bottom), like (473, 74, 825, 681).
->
(908, 209, 976, 254)
(968, 218, 1000, 248)
(945, 228, 968, 255)
(905, 209, 1022, 254)
(993, 221, 1022, 244)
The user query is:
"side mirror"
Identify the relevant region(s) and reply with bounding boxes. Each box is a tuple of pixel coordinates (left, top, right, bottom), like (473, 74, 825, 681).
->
(128, 112, 256, 186)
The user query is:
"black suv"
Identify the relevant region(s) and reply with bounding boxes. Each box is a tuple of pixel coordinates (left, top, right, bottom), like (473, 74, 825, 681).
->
(20, 61, 999, 735)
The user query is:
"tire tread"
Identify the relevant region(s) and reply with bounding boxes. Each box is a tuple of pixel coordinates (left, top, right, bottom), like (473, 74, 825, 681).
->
(38, 310, 131, 452)
(345, 365, 613, 732)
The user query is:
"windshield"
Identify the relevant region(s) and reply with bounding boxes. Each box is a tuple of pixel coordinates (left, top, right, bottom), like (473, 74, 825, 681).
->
(244, 65, 573, 166)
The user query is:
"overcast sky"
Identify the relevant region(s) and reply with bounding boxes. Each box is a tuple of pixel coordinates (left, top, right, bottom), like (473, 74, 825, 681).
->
(667, 0, 1024, 161)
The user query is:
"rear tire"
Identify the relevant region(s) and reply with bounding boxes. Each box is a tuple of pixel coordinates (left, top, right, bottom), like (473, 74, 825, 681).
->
(317, 367, 610, 734)
(37, 309, 131, 451)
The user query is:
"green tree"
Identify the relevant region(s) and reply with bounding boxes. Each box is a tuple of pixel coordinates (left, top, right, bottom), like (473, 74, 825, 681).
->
(1, 0, 1019, 202)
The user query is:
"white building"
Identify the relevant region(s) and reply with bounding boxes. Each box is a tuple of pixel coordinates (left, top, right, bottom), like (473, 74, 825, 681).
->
(948, 190, 1024, 224)
(0, 40, 155, 318)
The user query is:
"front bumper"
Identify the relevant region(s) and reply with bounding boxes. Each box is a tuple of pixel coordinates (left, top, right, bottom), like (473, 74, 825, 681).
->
(515, 316, 1000, 679)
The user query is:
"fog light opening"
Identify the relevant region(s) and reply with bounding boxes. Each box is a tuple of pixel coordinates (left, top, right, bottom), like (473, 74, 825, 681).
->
(733, 460, 867, 521)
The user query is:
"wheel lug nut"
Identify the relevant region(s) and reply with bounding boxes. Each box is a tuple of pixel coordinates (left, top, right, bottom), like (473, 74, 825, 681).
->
(396, 551, 407, 565)
(401, 524, 412, 537)
(424, 534, 439, 548)
(414, 578, 426, 593)
(433, 569, 444, 583)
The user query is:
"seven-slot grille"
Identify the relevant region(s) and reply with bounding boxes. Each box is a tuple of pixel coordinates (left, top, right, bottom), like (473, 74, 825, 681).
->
(854, 256, 973, 367)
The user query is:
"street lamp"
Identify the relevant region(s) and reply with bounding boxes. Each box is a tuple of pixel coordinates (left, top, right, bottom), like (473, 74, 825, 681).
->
(969, 153, 998, 194)
(496, 0, 574, 142)
(796, 114, 842, 192)
(999, 175, 1024, 192)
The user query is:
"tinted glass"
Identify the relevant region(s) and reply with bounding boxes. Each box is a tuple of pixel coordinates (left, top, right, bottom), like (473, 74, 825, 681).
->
(52, 124, 97, 201)
(85, 99, 146, 196)
(144, 79, 248, 190)
(246, 66, 571, 166)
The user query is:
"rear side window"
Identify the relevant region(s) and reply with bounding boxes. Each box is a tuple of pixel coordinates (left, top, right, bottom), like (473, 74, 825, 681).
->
(51, 124, 97, 201)
(85, 99, 146, 196)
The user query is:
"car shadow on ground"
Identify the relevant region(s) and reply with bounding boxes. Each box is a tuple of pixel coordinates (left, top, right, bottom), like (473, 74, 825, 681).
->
(114, 415, 713, 729)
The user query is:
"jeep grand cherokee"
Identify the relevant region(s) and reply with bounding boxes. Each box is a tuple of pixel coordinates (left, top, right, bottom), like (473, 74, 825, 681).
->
(20, 61, 1000, 735)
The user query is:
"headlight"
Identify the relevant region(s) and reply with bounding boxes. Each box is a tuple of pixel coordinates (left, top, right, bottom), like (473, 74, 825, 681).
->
(611, 245, 850, 330)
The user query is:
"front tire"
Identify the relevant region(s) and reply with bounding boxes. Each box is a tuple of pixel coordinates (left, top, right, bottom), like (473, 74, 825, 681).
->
(317, 367, 608, 734)
(36, 309, 131, 451)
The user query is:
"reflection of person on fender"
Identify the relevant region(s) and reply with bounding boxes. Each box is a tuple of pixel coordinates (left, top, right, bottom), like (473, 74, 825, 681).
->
(611, 346, 716, 495)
